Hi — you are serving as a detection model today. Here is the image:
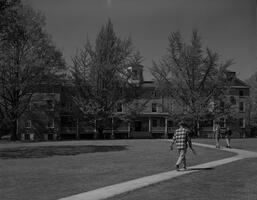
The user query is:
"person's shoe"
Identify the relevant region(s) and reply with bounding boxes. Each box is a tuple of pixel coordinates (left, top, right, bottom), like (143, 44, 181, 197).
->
(176, 165, 179, 171)
(181, 167, 187, 171)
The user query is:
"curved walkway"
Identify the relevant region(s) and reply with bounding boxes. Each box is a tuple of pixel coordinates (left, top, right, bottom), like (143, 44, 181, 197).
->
(58, 142, 257, 200)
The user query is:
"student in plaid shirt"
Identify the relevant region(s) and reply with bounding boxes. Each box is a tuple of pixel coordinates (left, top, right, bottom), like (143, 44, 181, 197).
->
(170, 121, 196, 171)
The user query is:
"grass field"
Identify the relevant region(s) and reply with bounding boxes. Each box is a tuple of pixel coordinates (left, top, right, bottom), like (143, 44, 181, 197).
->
(0, 139, 235, 200)
(195, 138, 257, 152)
(108, 158, 257, 200)
(108, 138, 257, 200)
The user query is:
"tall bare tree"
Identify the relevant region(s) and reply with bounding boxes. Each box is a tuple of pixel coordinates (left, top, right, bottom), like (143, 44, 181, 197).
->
(71, 20, 142, 138)
(151, 30, 233, 135)
(0, 2, 65, 140)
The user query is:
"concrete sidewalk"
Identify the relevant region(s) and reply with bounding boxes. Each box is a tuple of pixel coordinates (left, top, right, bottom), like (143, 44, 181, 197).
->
(58, 142, 257, 200)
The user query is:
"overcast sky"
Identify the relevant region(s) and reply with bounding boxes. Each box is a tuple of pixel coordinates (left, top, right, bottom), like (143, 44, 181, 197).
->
(26, 0, 256, 80)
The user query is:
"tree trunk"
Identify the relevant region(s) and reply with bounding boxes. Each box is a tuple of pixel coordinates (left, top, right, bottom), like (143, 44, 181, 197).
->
(10, 119, 19, 141)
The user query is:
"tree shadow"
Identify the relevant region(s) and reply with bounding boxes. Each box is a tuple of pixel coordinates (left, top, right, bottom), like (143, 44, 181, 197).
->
(0, 145, 128, 159)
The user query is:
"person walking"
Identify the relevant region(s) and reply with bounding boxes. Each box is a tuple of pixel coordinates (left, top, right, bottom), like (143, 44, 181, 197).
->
(213, 121, 221, 148)
(170, 121, 196, 171)
(225, 126, 232, 148)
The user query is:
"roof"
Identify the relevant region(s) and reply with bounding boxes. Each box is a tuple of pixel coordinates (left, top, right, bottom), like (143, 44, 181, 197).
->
(231, 78, 250, 88)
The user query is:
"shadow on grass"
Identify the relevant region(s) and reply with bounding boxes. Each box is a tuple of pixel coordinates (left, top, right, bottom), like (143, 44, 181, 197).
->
(0, 145, 128, 159)
(187, 167, 214, 171)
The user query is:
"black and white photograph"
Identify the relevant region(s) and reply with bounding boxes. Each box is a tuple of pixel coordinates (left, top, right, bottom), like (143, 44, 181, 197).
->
(0, 0, 257, 199)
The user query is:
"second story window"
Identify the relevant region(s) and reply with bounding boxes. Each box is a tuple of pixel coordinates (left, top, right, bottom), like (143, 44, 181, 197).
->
(152, 103, 157, 112)
(117, 102, 123, 112)
(239, 102, 244, 112)
(47, 119, 54, 128)
(170, 102, 173, 112)
(47, 100, 54, 111)
(152, 91, 158, 98)
(239, 90, 244, 97)
(25, 120, 31, 128)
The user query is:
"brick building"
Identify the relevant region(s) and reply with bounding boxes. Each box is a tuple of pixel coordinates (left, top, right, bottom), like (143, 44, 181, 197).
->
(20, 66, 250, 141)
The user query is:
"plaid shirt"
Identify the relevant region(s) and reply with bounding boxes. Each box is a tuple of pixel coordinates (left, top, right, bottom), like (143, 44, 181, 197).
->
(172, 127, 190, 150)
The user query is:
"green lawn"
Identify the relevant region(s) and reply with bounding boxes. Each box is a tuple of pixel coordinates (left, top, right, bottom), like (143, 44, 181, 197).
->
(107, 138, 257, 200)
(0, 139, 234, 200)
(108, 158, 257, 200)
(195, 138, 257, 152)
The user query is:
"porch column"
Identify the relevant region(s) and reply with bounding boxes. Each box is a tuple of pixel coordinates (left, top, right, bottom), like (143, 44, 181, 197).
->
(164, 117, 168, 139)
(94, 119, 97, 139)
(148, 117, 152, 133)
(128, 122, 131, 138)
(111, 117, 114, 139)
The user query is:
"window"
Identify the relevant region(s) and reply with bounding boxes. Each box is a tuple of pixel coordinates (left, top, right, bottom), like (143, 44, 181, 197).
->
(152, 91, 158, 98)
(239, 102, 244, 112)
(117, 102, 123, 112)
(25, 120, 31, 128)
(62, 102, 73, 112)
(239, 90, 244, 97)
(152, 119, 157, 127)
(170, 102, 173, 112)
(239, 118, 245, 128)
(61, 116, 75, 127)
(168, 120, 174, 127)
(230, 96, 236, 105)
(152, 103, 157, 112)
(47, 119, 54, 128)
(25, 134, 30, 140)
(160, 118, 165, 127)
(47, 100, 54, 110)
(220, 101, 225, 112)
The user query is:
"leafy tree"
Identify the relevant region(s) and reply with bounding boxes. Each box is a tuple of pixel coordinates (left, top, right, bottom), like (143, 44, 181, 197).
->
(151, 30, 233, 135)
(0, 3, 65, 140)
(245, 73, 257, 133)
(71, 20, 142, 138)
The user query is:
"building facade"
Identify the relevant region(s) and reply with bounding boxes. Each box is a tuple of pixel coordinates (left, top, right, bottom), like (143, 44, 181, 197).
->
(20, 67, 250, 141)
